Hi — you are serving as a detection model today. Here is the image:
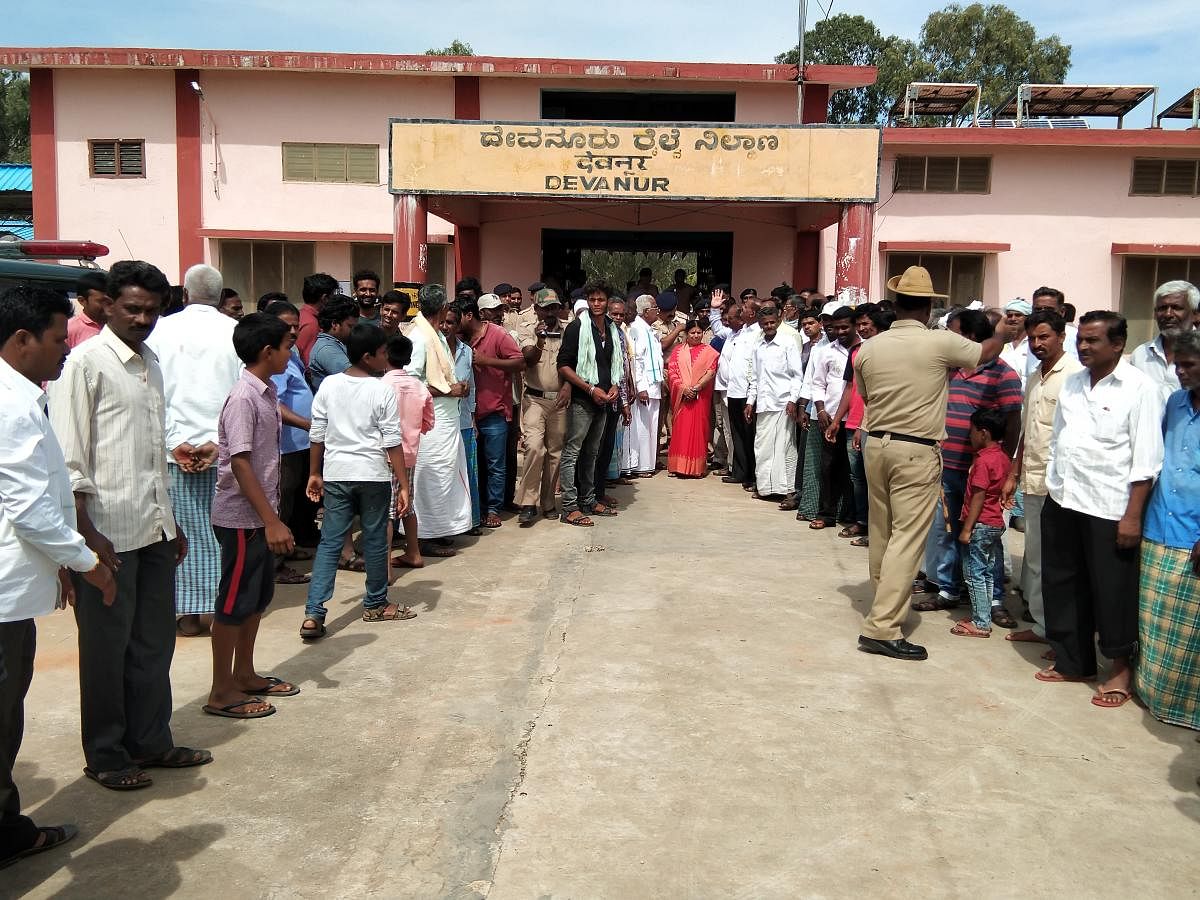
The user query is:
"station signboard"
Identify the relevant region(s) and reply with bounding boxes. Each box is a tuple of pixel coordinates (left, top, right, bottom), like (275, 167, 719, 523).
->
(389, 120, 880, 202)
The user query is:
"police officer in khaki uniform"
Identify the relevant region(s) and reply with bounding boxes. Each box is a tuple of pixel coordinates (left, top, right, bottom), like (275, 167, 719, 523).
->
(515, 289, 569, 525)
(853, 267, 1005, 660)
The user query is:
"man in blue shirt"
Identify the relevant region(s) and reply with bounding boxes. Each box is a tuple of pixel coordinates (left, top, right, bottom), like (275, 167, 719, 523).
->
(267, 300, 316, 582)
(306, 296, 357, 392)
(1137, 329, 1200, 728)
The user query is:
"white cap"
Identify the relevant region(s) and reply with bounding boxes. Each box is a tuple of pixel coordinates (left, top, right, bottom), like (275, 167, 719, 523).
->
(820, 300, 841, 317)
(477, 293, 503, 310)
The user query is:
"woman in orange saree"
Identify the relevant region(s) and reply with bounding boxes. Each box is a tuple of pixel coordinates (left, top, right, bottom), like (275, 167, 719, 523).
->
(666, 321, 720, 477)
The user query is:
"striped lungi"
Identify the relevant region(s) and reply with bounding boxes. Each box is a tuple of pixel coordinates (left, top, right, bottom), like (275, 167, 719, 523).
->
(1137, 538, 1200, 730)
(168, 463, 220, 616)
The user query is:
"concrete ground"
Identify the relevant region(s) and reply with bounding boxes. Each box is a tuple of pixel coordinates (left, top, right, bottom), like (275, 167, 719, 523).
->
(7, 473, 1199, 898)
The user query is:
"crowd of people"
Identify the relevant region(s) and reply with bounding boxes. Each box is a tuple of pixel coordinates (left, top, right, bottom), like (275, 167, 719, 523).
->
(0, 254, 1197, 870)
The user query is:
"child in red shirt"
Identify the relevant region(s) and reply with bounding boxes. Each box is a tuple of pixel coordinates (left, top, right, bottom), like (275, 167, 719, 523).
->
(952, 408, 1012, 638)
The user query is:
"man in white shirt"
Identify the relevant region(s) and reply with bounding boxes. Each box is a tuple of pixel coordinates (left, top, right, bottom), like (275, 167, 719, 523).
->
(746, 303, 804, 497)
(998, 298, 1031, 388)
(719, 296, 762, 489)
(49, 261, 211, 791)
(1, 286, 116, 868)
(1040, 310, 1164, 708)
(1129, 279, 1197, 405)
(625, 296, 665, 477)
(145, 263, 240, 635)
(807, 305, 860, 528)
(1001, 309, 1082, 645)
(1026, 286, 1078, 379)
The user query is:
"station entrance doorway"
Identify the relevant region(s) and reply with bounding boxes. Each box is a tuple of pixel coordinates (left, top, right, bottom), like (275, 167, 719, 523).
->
(541, 229, 733, 301)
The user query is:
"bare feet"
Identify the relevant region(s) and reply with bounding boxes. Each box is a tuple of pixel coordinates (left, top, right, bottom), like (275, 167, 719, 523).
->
(1005, 629, 1048, 643)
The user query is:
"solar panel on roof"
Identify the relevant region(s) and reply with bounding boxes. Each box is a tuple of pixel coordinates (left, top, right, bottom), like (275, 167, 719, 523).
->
(989, 118, 1090, 129)
(1157, 88, 1200, 125)
(890, 82, 980, 123)
(993, 84, 1155, 121)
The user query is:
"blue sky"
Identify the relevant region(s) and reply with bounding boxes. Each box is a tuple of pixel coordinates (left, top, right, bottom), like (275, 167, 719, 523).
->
(9, 0, 1194, 127)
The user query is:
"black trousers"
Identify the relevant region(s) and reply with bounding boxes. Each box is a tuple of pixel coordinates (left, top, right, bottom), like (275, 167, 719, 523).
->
(818, 424, 853, 525)
(73, 538, 178, 773)
(593, 406, 620, 497)
(0, 619, 38, 858)
(727, 397, 756, 486)
(1041, 497, 1139, 677)
(279, 449, 319, 546)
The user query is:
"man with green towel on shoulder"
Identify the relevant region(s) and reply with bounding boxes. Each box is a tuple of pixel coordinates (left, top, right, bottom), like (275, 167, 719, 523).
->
(556, 282, 622, 527)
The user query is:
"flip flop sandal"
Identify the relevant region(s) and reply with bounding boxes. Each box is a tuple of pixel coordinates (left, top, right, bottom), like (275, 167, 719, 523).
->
(420, 543, 457, 557)
(242, 676, 300, 697)
(337, 555, 366, 572)
(1034, 668, 1092, 684)
(808, 520, 830, 530)
(911, 596, 958, 612)
(362, 604, 417, 622)
(598, 496, 619, 507)
(1091, 688, 1133, 709)
(467, 526, 485, 536)
(176, 615, 208, 637)
(991, 607, 1019, 628)
(137, 746, 214, 768)
(590, 505, 618, 517)
(778, 497, 799, 511)
(391, 557, 425, 569)
(0, 824, 78, 870)
(300, 619, 327, 641)
(560, 512, 594, 527)
(849, 536, 869, 547)
(202, 698, 276, 719)
(84, 766, 153, 791)
(274, 566, 311, 585)
(950, 620, 992, 638)
(483, 514, 503, 528)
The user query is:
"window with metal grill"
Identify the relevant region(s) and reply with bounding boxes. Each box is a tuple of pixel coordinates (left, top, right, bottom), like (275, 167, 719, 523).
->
(892, 156, 991, 193)
(88, 140, 145, 178)
(282, 143, 379, 184)
(1130, 158, 1199, 196)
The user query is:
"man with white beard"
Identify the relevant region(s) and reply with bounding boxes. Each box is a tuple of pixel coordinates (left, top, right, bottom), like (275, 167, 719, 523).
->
(623, 295, 664, 478)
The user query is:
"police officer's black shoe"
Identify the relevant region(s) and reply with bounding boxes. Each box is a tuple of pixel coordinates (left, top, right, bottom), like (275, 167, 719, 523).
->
(857, 636, 929, 661)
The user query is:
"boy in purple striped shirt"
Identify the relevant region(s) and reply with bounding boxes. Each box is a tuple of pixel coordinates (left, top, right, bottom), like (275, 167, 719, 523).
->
(206, 314, 299, 720)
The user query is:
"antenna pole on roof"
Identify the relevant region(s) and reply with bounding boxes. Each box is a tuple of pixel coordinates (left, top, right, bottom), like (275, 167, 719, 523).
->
(796, 0, 808, 123)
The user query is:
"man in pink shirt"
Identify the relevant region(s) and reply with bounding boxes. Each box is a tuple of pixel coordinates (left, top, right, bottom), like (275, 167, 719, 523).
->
(296, 273, 337, 366)
(381, 333, 434, 572)
(66, 272, 108, 348)
(457, 296, 524, 528)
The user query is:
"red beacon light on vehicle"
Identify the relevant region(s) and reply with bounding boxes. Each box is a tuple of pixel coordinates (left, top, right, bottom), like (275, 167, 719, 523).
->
(4, 240, 110, 261)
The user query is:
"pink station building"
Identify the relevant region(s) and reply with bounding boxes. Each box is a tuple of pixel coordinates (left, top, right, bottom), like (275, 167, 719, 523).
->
(3, 46, 1199, 347)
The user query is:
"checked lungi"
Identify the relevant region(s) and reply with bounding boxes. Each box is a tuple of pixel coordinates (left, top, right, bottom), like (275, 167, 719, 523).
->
(1138, 539, 1200, 730)
(168, 463, 220, 616)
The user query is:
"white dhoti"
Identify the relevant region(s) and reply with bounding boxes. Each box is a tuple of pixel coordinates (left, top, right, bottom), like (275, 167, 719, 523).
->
(753, 410, 797, 495)
(402, 396, 472, 539)
(622, 398, 660, 475)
